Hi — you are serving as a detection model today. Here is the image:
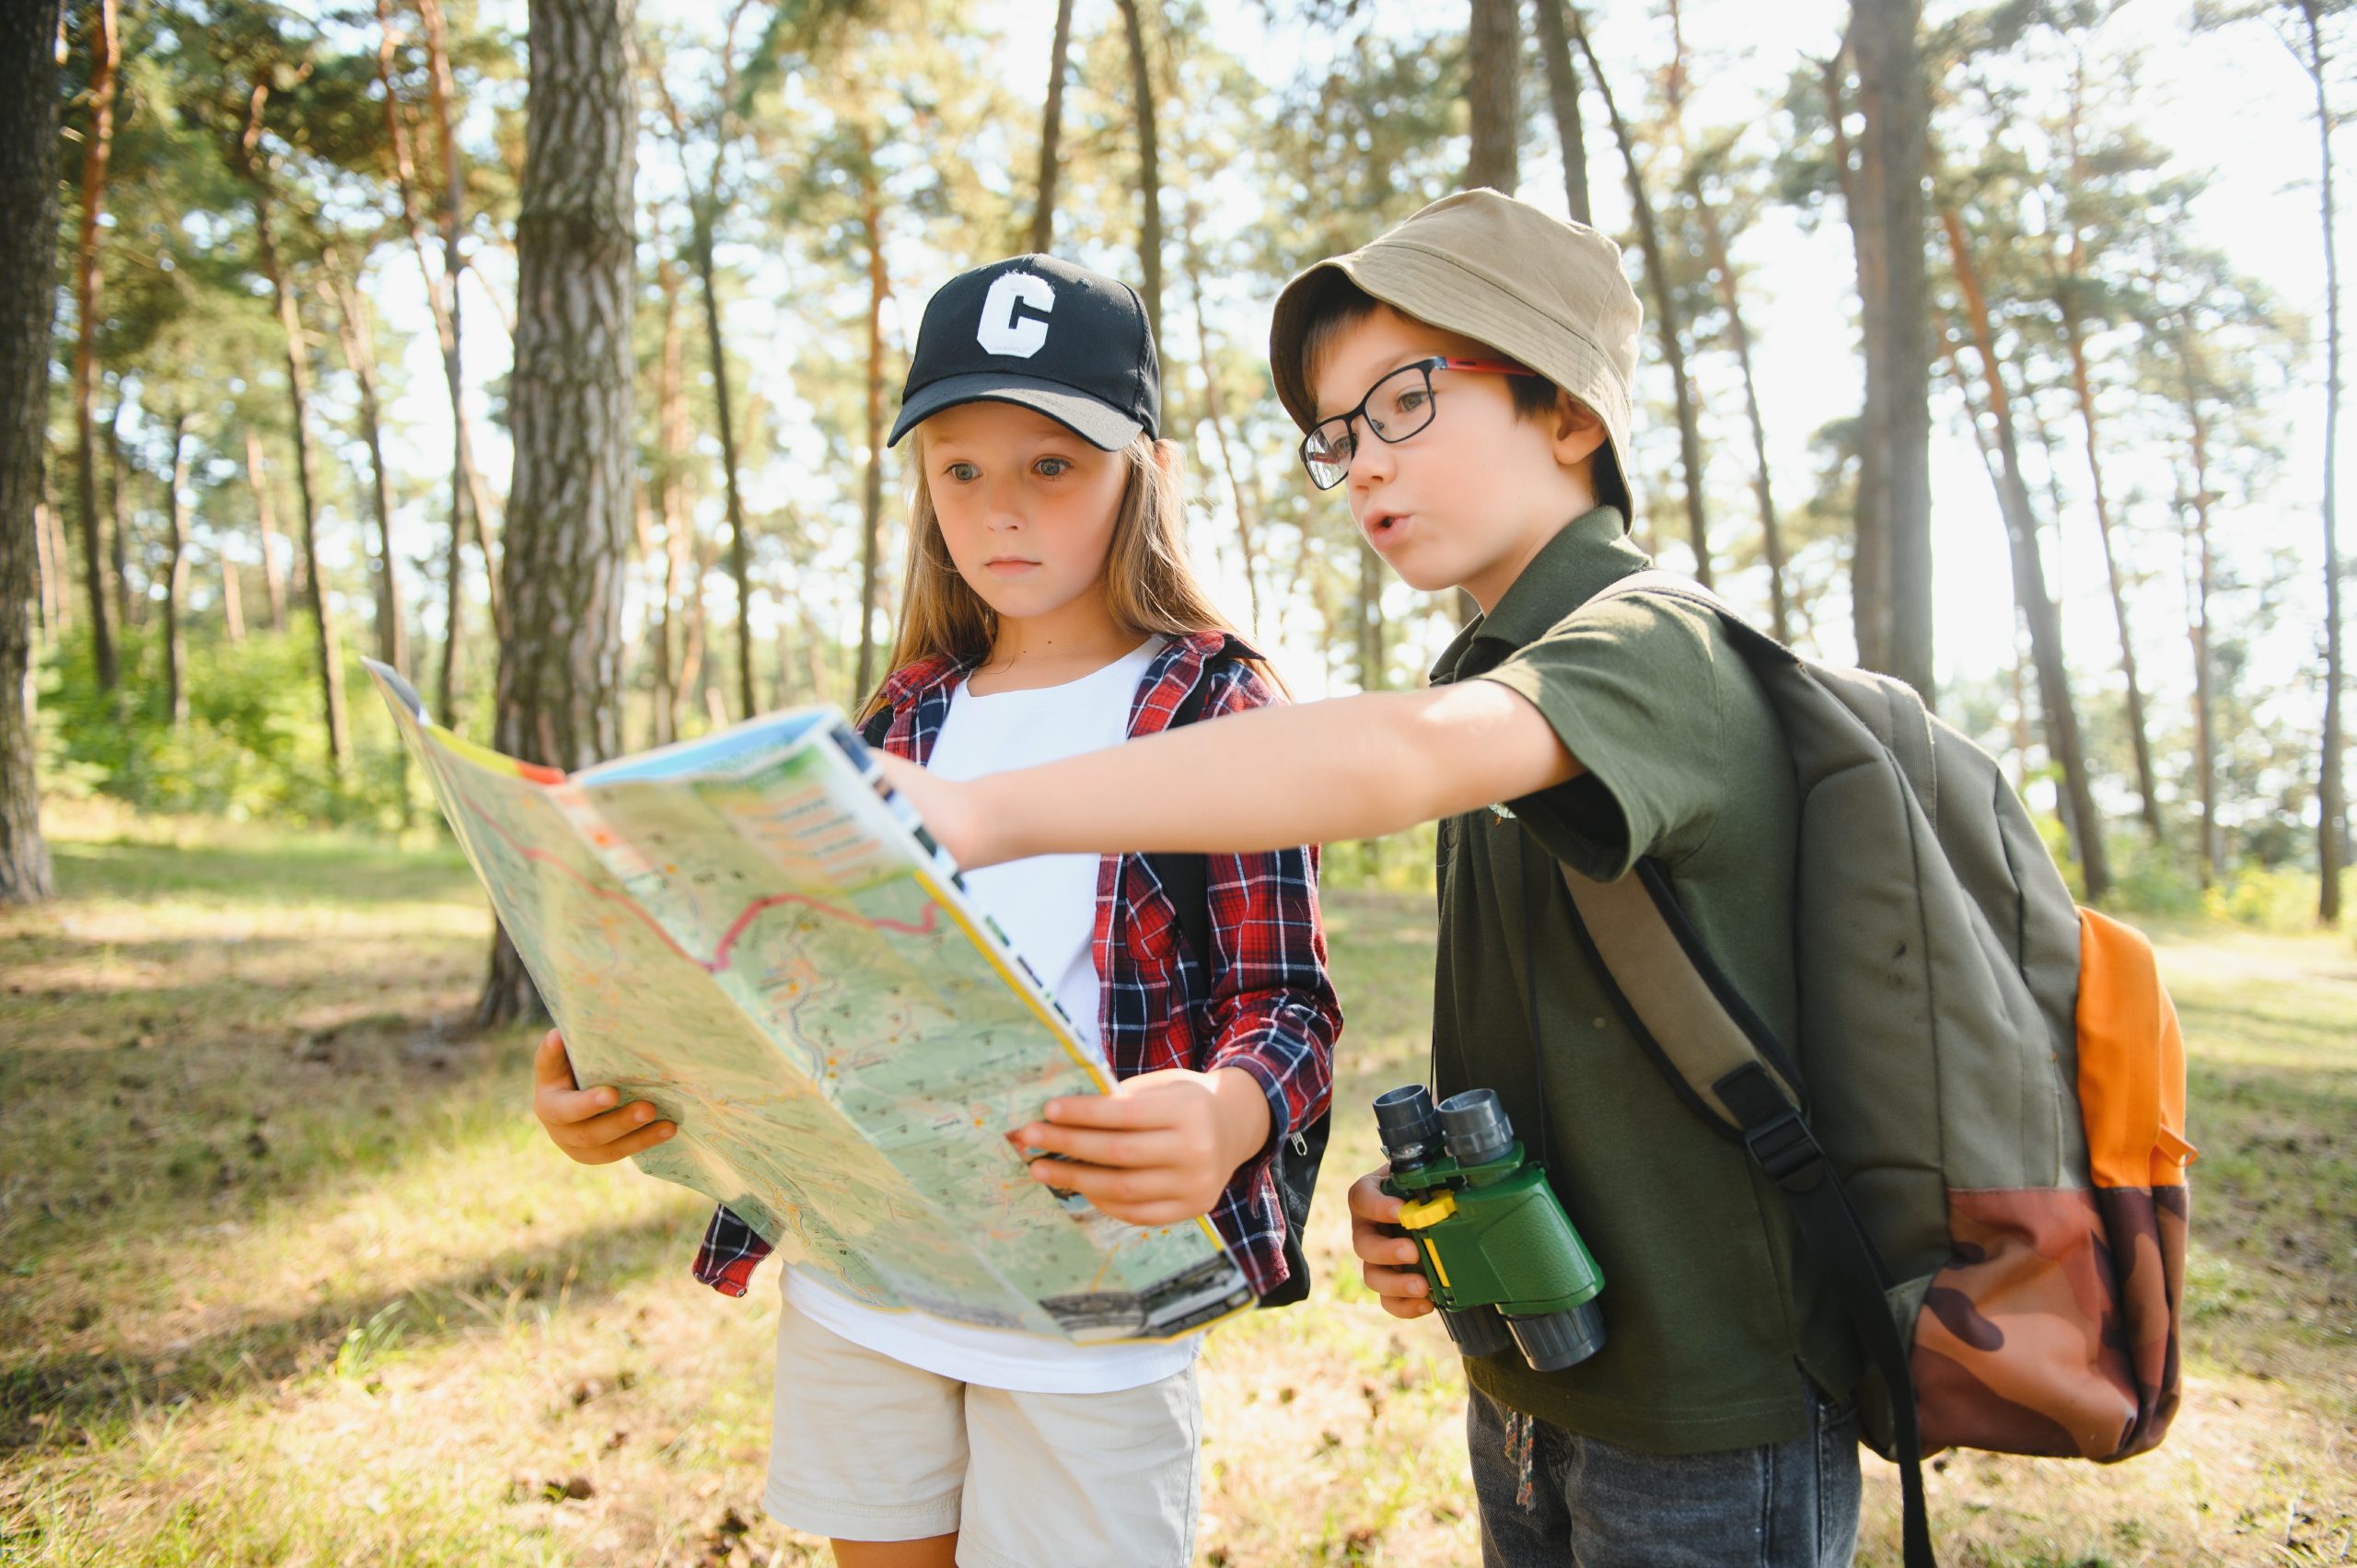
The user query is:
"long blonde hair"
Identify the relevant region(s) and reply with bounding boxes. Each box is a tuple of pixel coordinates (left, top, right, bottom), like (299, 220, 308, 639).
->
(858, 429, 1275, 722)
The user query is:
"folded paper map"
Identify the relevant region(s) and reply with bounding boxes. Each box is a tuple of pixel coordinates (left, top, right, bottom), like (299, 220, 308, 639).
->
(365, 660, 1252, 1342)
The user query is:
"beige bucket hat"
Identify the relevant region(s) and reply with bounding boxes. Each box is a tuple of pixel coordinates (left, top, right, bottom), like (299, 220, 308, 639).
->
(1267, 189, 1643, 520)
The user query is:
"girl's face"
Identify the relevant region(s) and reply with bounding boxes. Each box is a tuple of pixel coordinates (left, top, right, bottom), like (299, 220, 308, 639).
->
(921, 401, 1130, 623)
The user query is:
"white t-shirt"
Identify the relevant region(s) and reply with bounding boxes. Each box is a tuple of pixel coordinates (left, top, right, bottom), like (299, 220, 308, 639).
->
(786, 636, 1202, 1394)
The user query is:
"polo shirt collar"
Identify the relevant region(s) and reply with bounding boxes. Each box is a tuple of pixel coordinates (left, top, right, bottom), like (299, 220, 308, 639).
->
(1430, 506, 1647, 683)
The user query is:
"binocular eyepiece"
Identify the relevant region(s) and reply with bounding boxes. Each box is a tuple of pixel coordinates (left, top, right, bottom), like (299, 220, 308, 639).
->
(1376, 1083, 1607, 1374)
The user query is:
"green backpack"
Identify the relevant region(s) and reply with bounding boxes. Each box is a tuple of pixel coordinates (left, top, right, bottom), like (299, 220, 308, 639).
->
(1552, 573, 2193, 1568)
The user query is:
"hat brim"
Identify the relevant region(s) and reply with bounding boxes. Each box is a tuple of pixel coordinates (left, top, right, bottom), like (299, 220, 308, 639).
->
(887, 373, 1144, 450)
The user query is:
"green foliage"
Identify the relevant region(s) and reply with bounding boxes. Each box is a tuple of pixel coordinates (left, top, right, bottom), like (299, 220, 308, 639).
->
(2201, 865, 2331, 934)
(37, 622, 418, 829)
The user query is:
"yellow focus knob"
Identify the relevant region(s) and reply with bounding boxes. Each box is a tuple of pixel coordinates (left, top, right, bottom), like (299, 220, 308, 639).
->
(1398, 1191, 1458, 1230)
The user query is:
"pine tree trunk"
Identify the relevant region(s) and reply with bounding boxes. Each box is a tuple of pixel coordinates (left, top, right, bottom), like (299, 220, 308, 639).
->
(244, 429, 289, 633)
(164, 415, 189, 726)
(218, 522, 245, 642)
(1030, 0, 1075, 253)
(2059, 305, 2160, 839)
(692, 225, 755, 722)
(1465, 0, 1521, 194)
(1185, 231, 1262, 635)
(239, 83, 349, 773)
(2181, 371, 2221, 889)
(1116, 0, 1164, 351)
(854, 181, 888, 703)
(71, 0, 120, 690)
(1849, 1, 1934, 700)
(0, 0, 63, 904)
(651, 260, 688, 746)
(1943, 209, 2109, 901)
(479, 0, 638, 1028)
(2305, 0, 2346, 923)
(332, 268, 407, 673)
(105, 402, 136, 631)
(1535, 0, 1591, 224)
(1570, 8, 1712, 586)
(34, 494, 62, 636)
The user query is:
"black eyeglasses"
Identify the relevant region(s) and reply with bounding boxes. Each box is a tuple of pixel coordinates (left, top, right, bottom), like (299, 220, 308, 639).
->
(1298, 355, 1540, 490)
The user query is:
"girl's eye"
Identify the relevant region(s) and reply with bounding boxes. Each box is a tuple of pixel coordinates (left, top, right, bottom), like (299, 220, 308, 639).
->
(945, 462, 980, 482)
(1034, 457, 1070, 478)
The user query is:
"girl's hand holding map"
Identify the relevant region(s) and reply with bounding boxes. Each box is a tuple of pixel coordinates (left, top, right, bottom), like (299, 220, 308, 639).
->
(532, 1029, 678, 1166)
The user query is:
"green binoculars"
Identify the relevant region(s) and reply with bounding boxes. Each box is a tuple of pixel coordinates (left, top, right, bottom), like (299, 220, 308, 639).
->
(1375, 1084, 1607, 1372)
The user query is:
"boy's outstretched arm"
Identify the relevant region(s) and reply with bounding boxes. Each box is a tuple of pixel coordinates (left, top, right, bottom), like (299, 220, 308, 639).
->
(881, 681, 1582, 868)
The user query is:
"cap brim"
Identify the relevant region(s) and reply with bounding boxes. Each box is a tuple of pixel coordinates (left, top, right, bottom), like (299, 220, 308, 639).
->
(887, 373, 1144, 450)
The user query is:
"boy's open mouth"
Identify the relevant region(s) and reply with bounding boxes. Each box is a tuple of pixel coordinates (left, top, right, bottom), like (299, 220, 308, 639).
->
(1364, 510, 1407, 545)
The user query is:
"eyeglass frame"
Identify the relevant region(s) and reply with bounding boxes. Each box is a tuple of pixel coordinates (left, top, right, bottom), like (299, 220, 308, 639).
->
(1296, 355, 1542, 490)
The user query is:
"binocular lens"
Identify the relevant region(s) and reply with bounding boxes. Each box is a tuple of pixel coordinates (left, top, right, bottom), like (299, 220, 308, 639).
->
(1374, 1084, 1444, 1168)
(1439, 1088, 1515, 1167)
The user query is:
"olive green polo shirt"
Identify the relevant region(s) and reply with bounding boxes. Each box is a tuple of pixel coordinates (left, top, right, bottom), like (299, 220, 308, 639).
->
(1429, 506, 1860, 1453)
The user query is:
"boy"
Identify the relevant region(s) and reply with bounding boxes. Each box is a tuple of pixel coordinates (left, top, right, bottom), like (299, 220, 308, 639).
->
(887, 190, 1864, 1566)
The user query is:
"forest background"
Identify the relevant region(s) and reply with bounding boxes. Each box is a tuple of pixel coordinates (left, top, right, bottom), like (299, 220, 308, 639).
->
(0, 0, 2351, 1563)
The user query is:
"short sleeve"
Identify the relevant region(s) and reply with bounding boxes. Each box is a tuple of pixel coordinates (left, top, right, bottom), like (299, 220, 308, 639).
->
(1474, 596, 1725, 881)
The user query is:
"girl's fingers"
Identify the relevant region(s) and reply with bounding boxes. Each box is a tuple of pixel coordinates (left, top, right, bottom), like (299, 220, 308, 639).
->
(603, 1121, 678, 1160)
(1017, 1121, 1178, 1168)
(1027, 1156, 1186, 1206)
(540, 1081, 622, 1125)
(532, 1029, 579, 1089)
(566, 1099, 668, 1149)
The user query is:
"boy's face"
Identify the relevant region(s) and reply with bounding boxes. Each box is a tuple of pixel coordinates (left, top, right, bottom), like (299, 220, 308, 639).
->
(919, 401, 1129, 623)
(1306, 305, 1606, 611)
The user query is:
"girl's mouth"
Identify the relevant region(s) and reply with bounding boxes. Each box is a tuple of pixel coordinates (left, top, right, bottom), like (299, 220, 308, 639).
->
(984, 558, 1041, 575)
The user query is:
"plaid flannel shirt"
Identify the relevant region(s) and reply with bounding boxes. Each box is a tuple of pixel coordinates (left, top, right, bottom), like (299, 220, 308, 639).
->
(691, 630, 1341, 1300)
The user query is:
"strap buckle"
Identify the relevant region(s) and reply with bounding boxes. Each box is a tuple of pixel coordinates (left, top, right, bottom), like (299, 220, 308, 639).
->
(1743, 1108, 1827, 1191)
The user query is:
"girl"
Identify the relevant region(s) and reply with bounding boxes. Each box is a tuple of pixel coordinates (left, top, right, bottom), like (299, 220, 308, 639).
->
(533, 253, 1340, 1568)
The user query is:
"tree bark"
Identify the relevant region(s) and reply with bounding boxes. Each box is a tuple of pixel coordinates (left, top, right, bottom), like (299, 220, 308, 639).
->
(1534, 0, 1591, 224)
(2177, 345, 2221, 888)
(105, 401, 137, 630)
(1181, 206, 1262, 634)
(1115, 0, 1164, 352)
(71, 0, 121, 689)
(331, 264, 407, 674)
(1465, 0, 1521, 194)
(1, 0, 63, 903)
(1570, 6, 1712, 586)
(1943, 208, 2109, 900)
(163, 415, 190, 726)
(650, 258, 690, 746)
(853, 176, 888, 703)
(1669, 2, 1785, 637)
(479, 0, 638, 1028)
(238, 81, 350, 773)
(244, 429, 289, 632)
(2303, 0, 2345, 923)
(1849, 2, 1934, 700)
(1029, 0, 1075, 253)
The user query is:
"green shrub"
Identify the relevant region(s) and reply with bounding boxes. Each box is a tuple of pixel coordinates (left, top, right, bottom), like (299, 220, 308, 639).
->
(36, 621, 418, 829)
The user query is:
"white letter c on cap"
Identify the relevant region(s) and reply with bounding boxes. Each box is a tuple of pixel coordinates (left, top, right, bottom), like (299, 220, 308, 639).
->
(977, 272, 1055, 358)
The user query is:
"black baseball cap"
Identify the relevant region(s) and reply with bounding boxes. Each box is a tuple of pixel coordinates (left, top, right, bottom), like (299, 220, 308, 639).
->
(888, 254, 1160, 451)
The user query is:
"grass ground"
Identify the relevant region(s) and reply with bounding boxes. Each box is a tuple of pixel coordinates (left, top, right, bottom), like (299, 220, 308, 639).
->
(0, 806, 2350, 1566)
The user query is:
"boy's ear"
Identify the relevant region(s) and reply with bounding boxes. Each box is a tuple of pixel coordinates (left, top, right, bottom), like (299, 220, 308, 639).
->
(1550, 391, 1609, 468)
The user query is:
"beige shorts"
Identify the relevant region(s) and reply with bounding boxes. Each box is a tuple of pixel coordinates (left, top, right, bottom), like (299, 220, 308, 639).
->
(763, 1295, 1202, 1568)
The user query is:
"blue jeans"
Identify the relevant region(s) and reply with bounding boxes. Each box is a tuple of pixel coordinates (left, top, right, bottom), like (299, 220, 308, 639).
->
(1466, 1381, 1862, 1568)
